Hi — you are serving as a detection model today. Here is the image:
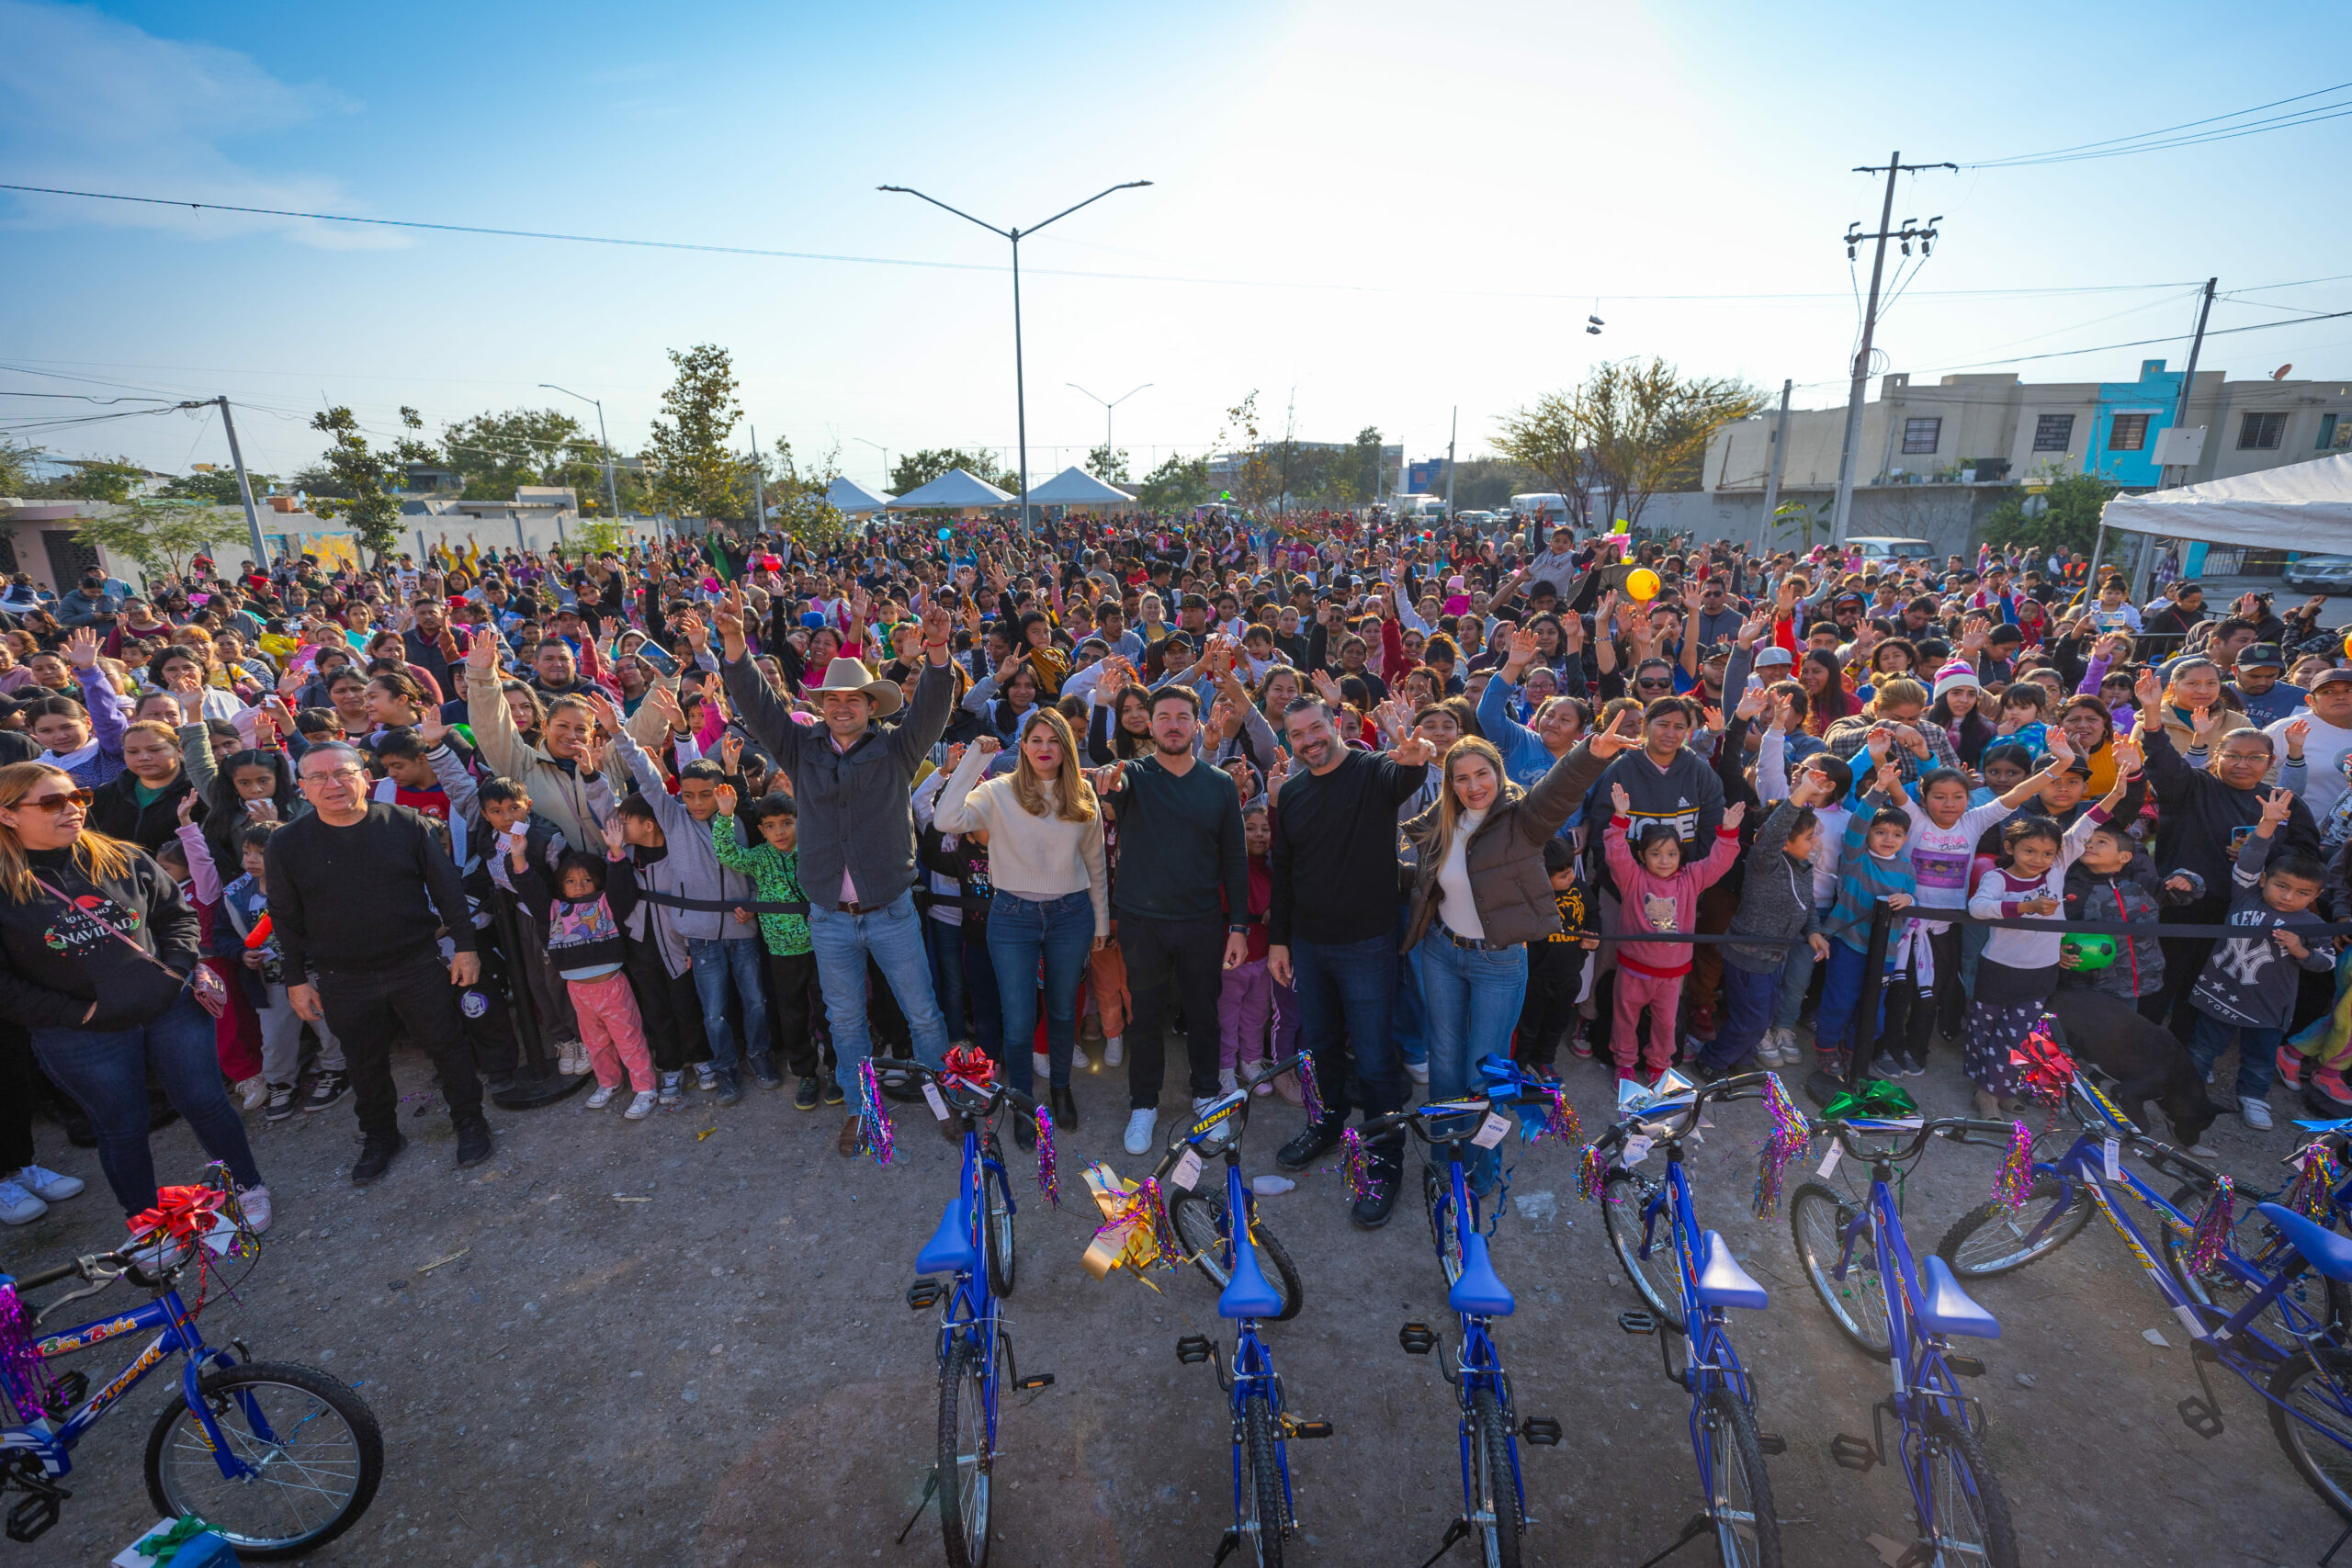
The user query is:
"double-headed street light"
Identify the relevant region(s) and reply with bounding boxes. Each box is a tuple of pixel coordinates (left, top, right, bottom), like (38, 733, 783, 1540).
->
(1067, 382, 1152, 466)
(878, 180, 1152, 531)
(537, 382, 625, 530)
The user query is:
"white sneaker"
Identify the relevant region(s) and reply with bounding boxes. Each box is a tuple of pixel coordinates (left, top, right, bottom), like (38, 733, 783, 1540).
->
(1218, 1068, 1240, 1098)
(1034, 1050, 1052, 1082)
(235, 1075, 268, 1111)
(16, 1165, 83, 1202)
(585, 1084, 617, 1111)
(1123, 1108, 1158, 1156)
(0, 1180, 46, 1225)
(560, 1041, 592, 1077)
(624, 1089, 657, 1121)
(1193, 1097, 1232, 1151)
(234, 1185, 272, 1234)
(695, 1064, 719, 1091)
(1405, 1059, 1430, 1086)
(2242, 1097, 2274, 1131)
(1104, 1034, 1125, 1067)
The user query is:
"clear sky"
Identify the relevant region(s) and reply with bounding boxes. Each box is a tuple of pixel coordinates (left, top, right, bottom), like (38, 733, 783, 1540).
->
(3, 0, 2348, 491)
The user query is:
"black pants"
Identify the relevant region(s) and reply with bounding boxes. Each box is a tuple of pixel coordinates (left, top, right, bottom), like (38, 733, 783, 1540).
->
(312, 955, 486, 1140)
(626, 943, 708, 1073)
(1514, 942, 1587, 1068)
(0, 1022, 35, 1172)
(768, 952, 831, 1078)
(1119, 913, 1227, 1111)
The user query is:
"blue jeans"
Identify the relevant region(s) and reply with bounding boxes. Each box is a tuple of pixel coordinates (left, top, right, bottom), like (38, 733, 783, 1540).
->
(1811, 942, 1886, 1059)
(1702, 963, 1781, 1071)
(30, 997, 263, 1215)
(808, 891, 951, 1097)
(1291, 932, 1405, 1121)
(685, 936, 770, 1076)
(923, 916, 967, 1042)
(988, 891, 1095, 1093)
(1392, 904, 1428, 1068)
(2188, 1012, 2282, 1101)
(1417, 931, 1530, 1191)
(1773, 906, 1834, 1032)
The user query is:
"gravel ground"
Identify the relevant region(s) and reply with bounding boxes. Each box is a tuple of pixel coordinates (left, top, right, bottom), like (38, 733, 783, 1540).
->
(6, 1031, 2349, 1568)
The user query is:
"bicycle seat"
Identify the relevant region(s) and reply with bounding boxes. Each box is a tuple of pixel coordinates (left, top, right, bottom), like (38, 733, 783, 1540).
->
(1692, 1231, 1769, 1311)
(1917, 1255, 2002, 1340)
(2258, 1202, 2352, 1282)
(1447, 1230, 1517, 1317)
(1217, 1230, 1285, 1321)
(914, 1195, 979, 1276)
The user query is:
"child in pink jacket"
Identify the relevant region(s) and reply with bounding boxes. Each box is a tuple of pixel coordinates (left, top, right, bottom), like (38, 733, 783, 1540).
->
(1602, 784, 1746, 1081)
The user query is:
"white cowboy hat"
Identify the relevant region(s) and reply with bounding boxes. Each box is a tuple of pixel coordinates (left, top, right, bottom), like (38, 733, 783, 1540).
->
(809, 655, 901, 716)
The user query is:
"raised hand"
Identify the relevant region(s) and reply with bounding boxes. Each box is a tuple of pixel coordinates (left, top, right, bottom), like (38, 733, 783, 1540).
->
(176, 789, 200, 826)
(2134, 665, 2165, 714)
(1392, 731, 1436, 767)
(976, 735, 1002, 756)
(2286, 717, 2312, 759)
(1588, 706, 1644, 758)
(64, 626, 98, 670)
(2190, 705, 2219, 742)
(2260, 785, 2296, 829)
(467, 625, 502, 674)
(581, 689, 623, 736)
(1610, 782, 1633, 815)
(2045, 728, 2075, 766)
(719, 733, 744, 773)
(1960, 615, 1991, 655)
(715, 782, 739, 815)
(1733, 684, 1767, 722)
(419, 705, 449, 748)
(1505, 627, 1540, 671)
(1721, 801, 1747, 831)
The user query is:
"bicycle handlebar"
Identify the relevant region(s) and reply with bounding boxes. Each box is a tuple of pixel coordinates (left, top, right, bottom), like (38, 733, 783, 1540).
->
(1810, 1114, 2017, 1163)
(2054, 1073, 2224, 1188)
(899, 1059, 1041, 1120)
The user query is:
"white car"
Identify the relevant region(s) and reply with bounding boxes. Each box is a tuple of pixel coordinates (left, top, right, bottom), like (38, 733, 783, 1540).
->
(1844, 536, 1936, 562)
(2286, 555, 2352, 592)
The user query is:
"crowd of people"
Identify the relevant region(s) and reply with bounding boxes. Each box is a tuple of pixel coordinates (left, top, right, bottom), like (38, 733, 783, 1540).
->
(1, 510, 2345, 1237)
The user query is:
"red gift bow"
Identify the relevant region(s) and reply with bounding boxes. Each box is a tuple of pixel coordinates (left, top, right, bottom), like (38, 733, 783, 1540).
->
(2007, 1021, 2075, 1106)
(126, 1184, 225, 1242)
(943, 1044, 996, 1087)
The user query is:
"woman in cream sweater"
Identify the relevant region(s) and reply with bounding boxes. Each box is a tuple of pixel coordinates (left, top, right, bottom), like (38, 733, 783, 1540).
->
(933, 706, 1108, 1136)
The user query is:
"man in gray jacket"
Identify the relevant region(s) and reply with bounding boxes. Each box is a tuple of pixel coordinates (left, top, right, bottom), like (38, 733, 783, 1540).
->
(718, 592, 960, 1156)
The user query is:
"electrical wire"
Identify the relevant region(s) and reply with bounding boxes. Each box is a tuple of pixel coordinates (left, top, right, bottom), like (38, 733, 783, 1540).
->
(1967, 84, 2352, 168)
(1919, 306, 2352, 374)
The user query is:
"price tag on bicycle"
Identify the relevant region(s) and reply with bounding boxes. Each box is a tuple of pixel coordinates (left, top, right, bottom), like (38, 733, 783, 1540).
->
(2103, 1138, 2121, 1180)
(1170, 1147, 1204, 1191)
(1817, 1143, 1842, 1179)
(1472, 1111, 1512, 1150)
(922, 1081, 950, 1122)
(1621, 1134, 1654, 1168)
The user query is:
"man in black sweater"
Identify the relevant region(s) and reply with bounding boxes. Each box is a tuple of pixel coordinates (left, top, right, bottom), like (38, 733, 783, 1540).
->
(1090, 685, 1250, 1158)
(1266, 697, 1433, 1225)
(269, 741, 492, 1183)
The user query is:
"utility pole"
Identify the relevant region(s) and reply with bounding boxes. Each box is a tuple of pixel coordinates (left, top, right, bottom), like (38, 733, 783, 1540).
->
(1828, 152, 1954, 547)
(2124, 276, 2220, 600)
(1758, 378, 1793, 561)
(749, 423, 767, 536)
(1443, 405, 1458, 519)
(212, 397, 267, 571)
(538, 382, 624, 536)
(1067, 383, 1151, 472)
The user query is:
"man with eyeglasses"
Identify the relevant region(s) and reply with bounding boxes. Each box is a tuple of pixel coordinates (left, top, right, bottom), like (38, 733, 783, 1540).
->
(266, 741, 493, 1184)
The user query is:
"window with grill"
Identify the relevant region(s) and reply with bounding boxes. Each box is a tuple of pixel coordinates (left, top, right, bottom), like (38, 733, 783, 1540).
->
(2032, 413, 2075, 452)
(2108, 414, 2150, 451)
(2240, 412, 2287, 449)
(1901, 417, 1941, 455)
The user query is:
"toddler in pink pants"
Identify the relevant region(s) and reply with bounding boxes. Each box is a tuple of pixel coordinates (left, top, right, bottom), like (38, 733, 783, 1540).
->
(512, 847, 657, 1118)
(1601, 791, 1745, 1082)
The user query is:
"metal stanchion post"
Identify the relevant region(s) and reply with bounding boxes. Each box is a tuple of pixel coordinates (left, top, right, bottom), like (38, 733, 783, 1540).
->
(490, 887, 587, 1111)
(1807, 899, 1893, 1108)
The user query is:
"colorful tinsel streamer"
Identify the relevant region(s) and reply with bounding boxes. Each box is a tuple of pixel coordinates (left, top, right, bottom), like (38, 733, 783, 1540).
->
(2287, 1144, 2346, 1223)
(1034, 1107, 1060, 1208)
(0, 1280, 57, 1424)
(855, 1058, 896, 1168)
(1992, 1121, 2037, 1215)
(1535, 1087, 1581, 1146)
(2008, 1015, 2076, 1107)
(1340, 1128, 1384, 1204)
(1751, 1073, 1813, 1219)
(1297, 1053, 1326, 1126)
(2186, 1176, 2237, 1276)
(1575, 1143, 1609, 1203)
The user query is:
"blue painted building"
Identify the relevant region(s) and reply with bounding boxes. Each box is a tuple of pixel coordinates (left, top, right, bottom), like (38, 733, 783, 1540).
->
(2084, 359, 2183, 489)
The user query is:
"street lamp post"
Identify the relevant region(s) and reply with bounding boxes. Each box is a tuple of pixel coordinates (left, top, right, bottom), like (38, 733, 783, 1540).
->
(538, 382, 628, 536)
(1067, 382, 1152, 472)
(878, 181, 1152, 532)
(854, 436, 890, 491)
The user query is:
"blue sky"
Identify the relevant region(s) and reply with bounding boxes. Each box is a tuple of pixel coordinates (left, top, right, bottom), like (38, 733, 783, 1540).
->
(3, 0, 2348, 491)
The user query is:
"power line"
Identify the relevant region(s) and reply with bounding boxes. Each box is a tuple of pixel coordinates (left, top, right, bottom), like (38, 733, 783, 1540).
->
(1967, 83, 2352, 168)
(1920, 305, 2352, 373)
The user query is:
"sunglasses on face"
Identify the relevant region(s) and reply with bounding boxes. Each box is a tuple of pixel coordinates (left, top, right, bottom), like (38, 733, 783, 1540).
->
(1635, 678, 1674, 691)
(17, 788, 93, 813)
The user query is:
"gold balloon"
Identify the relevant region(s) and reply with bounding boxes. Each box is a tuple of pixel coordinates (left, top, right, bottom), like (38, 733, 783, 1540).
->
(1625, 568, 1661, 602)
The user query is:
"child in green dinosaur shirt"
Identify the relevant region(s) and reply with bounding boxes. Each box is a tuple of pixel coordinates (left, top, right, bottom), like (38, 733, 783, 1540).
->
(710, 787, 831, 1108)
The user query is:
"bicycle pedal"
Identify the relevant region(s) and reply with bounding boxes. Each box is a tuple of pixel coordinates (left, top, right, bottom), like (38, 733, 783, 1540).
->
(5, 1491, 62, 1545)
(906, 1277, 944, 1311)
(1519, 1416, 1563, 1447)
(1176, 1335, 1216, 1365)
(2177, 1395, 2224, 1439)
(1829, 1431, 1880, 1472)
(1284, 1416, 1335, 1439)
(1618, 1309, 1658, 1336)
(1013, 1372, 1055, 1391)
(1946, 1355, 1986, 1379)
(1398, 1320, 1440, 1356)
(1749, 1429, 1787, 1455)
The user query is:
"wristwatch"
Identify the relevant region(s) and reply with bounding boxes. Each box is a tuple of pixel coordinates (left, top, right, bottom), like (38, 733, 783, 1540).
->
(1227, 924, 1250, 934)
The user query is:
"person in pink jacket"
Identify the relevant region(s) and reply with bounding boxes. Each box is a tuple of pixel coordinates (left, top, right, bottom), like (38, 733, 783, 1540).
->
(1603, 784, 1745, 1081)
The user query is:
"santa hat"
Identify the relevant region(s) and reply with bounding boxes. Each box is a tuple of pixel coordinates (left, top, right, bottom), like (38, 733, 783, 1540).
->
(1932, 660, 1980, 701)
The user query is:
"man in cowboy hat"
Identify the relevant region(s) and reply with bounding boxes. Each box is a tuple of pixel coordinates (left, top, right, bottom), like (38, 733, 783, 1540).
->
(716, 592, 963, 1155)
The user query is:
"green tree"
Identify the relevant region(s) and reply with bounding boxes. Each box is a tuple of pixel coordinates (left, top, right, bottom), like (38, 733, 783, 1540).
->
(1219, 391, 1276, 512)
(28, 456, 147, 503)
(74, 497, 241, 584)
(1980, 469, 2119, 558)
(1139, 452, 1211, 510)
(1492, 394, 1599, 530)
(439, 409, 616, 509)
(158, 469, 271, 505)
(761, 434, 853, 555)
(1448, 457, 1540, 513)
(891, 447, 1014, 496)
(645, 344, 748, 527)
(1085, 443, 1131, 484)
(0, 437, 40, 499)
(1497, 360, 1762, 532)
(305, 406, 436, 564)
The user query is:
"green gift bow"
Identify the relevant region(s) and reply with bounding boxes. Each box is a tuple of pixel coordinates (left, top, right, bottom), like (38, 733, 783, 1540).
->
(134, 1515, 218, 1562)
(1820, 1079, 1919, 1122)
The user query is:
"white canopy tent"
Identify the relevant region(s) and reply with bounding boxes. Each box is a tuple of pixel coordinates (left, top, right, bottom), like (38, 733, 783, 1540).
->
(887, 468, 1014, 513)
(825, 476, 895, 514)
(1024, 466, 1134, 510)
(2099, 453, 2352, 550)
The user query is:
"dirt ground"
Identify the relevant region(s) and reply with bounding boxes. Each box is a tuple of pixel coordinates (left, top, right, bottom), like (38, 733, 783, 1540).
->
(7, 1031, 2350, 1568)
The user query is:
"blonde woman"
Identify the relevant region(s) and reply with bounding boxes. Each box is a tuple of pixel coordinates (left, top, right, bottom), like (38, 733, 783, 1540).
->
(933, 706, 1108, 1137)
(0, 761, 269, 1225)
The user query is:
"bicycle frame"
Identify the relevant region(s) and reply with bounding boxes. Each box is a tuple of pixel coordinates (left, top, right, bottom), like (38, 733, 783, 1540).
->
(1220, 1160, 1297, 1536)
(3, 1284, 252, 1486)
(1630, 1150, 1764, 1480)
(934, 1118, 1016, 1450)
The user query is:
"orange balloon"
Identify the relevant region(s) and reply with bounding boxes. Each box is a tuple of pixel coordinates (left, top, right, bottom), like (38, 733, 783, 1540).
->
(1625, 568, 1661, 603)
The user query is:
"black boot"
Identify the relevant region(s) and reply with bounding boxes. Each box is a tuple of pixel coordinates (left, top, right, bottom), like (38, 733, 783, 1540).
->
(1049, 1084, 1080, 1132)
(351, 1131, 406, 1186)
(1277, 1114, 1346, 1173)
(1351, 1134, 1405, 1230)
(453, 1118, 494, 1168)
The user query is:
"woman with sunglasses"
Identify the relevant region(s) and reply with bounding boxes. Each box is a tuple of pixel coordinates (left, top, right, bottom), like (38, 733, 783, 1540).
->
(0, 761, 269, 1225)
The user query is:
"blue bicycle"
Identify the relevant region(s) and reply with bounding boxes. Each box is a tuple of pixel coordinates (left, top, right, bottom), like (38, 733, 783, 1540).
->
(0, 1175, 382, 1556)
(899, 1060, 1055, 1568)
(1589, 1070, 1784, 1568)
(1159, 1058, 1332, 1568)
(1787, 1113, 2021, 1568)
(1357, 1057, 1566, 1568)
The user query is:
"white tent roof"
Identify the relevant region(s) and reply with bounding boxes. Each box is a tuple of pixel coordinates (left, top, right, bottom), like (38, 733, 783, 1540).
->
(887, 468, 1013, 510)
(825, 476, 894, 513)
(2100, 454, 2352, 549)
(1025, 466, 1133, 507)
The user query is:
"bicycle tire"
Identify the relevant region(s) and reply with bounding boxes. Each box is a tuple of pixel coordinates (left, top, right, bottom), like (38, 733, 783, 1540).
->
(1470, 1386, 1524, 1568)
(1788, 1181, 1893, 1359)
(2164, 1181, 2350, 1347)
(141, 1359, 383, 1560)
(1170, 1190, 1305, 1322)
(1241, 1391, 1287, 1568)
(982, 1147, 1016, 1300)
(1701, 1386, 1783, 1568)
(1935, 1175, 2092, 1279)
(1918, 1412, 2019, 1568)
(1604, 1167, 1687, 1334)
(2267, 1346, 2352, 1518)
(937, 1330, 994, 1568)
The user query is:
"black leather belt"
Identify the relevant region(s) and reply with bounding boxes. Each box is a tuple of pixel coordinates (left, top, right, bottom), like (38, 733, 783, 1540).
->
(1435, 920, 1520, 952)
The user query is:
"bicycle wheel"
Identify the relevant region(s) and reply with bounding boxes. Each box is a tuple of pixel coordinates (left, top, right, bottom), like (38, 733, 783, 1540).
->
(2165, 1182, 2350, 1348)
(1604, 1167, 1686, 1334)
(2267, 1346, 2352, 1518)
(937, 1330, 994, 1568)
(1918, 1413, 2019, 1568)
(1701, 1387, 1782, 1568)
(1170, 1190, 1305, 1322)
(1240, 1391, 1288, 1568)
(1788, 1181, 1892, 1359)
(1935, 1176, 2091, 1279)
(981, 1145, 1016, 1300)
(142, 1360, 382, 1560)
(1470, 1386, 1524, 1568)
